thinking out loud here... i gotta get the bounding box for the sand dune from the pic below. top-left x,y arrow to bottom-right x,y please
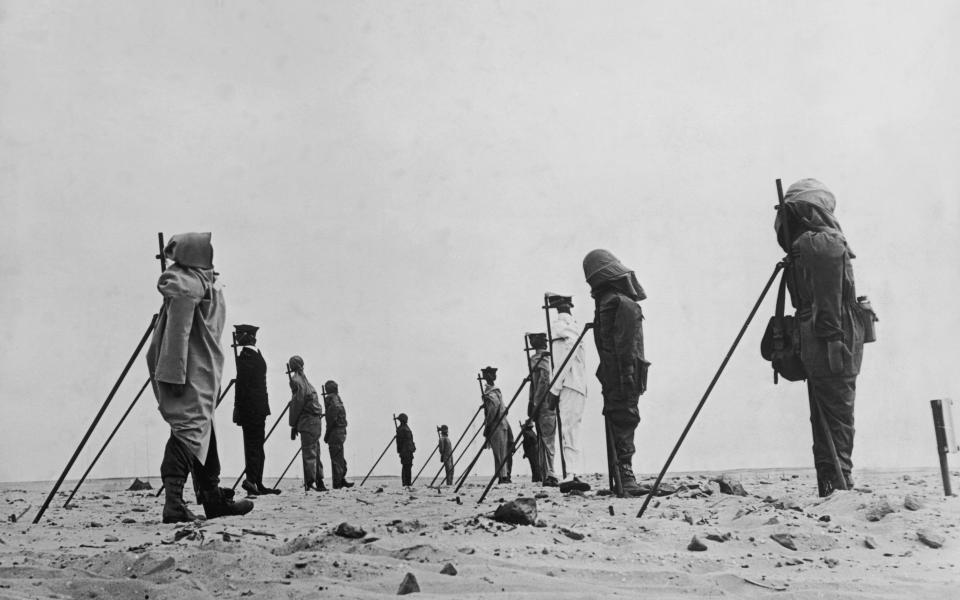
1,468 -> 957,599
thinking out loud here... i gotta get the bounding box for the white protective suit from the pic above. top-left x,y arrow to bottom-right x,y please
549,312 -> 587,478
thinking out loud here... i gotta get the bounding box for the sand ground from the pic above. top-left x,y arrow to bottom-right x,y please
1,468 -> 957,599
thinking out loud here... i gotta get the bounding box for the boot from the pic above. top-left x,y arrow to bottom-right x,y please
315,480 -> 328,492
241,480 -> 260,496
199,487 -> 254,520
257,483 -> 282,495
341,480 -> 354,488
162,477 -> 202,524
618,463 -> 643,496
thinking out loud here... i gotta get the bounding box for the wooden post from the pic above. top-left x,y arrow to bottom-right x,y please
931,398 -> 958,496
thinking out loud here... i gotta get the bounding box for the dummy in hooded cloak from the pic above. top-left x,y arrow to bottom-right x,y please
775,179 -> 868,494
583,249 -> 650,492
147,232 -> 225,465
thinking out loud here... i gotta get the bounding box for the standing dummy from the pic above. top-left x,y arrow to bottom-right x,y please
583,249 -> 650,496
233,324 -> 279,495
527,333 -> 558,486
546,297 -> 588,484
438,425 -> 454,485
395,413 -> 416,486
480,366 -> 511,484
147,232 -> 253,522
775,179 -> 870,496
324,380 -> 354,488
288,355 -> 326,492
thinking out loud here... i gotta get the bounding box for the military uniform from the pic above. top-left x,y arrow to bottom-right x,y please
527,346 -> 557,484
324,382 -> 352,488
438,427 -> 454,485
481,373 -> 510,483
288,356 -> 325,491
584,249 -> 649,493
395,415 -> 416,486
777,179 -> 869,496
550,309 -> 588,479
520,421 -> 541,482
233,325 -> 274,494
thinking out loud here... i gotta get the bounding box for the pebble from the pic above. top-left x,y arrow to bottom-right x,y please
864,536 -> 879,549
770,533 -> 797,551
440,563 -> 457,576
903,495 -> 922,511
397,572 -> 420,595
687,536 -> 707,552
917,530 -> 945,549
103,536 -> 119,543
865,499 -> 895,522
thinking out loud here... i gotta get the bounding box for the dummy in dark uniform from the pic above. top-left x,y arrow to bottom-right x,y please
324,380 -> 354,488
395,413 -> 416,486
233,324 -> 279,495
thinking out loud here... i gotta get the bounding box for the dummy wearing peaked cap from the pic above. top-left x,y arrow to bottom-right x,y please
481,366 -> 498,378
397,413 -> 408,423
527,332 -> 548,349
288,355 -> 304,371
545,293 -> 573,309
234,324 -> 259,336
439,424 -> 448,432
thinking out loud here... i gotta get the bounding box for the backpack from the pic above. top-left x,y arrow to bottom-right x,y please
760,267 -> 807,383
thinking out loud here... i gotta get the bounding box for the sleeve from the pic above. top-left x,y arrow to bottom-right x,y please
797,232 -> 846,340
613,299 -> 644,379
154,270 -> 201,384
288,379 -> 304,427
530,365 -> 550,418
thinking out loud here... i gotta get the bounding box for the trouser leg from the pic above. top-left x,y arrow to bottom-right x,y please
328,428 -> 348,486
401,458 -> 413,486
808,376 -> 857,490
537,412 -> 557,480
242,421 -> 266,485
444,460 -> 454,485
489,427 -> 509,478
603,401 -> 640,470
559,389 -> 586,477
189,428 -> 221,497
314,440 -> 324,485
300,429 -> 320,489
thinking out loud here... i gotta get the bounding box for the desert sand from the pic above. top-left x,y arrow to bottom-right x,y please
1,468 -> 957,599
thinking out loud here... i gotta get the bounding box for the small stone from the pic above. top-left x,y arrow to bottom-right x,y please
865,499 -> 895,522
560,528 -> 584,541
903,495 -> 922,511
823,557 -> 839,568
534,492 -> 549,499
770,533 -> 797,551
917,530 -> 944,549
712,475 -> 748,496
764,517 -> 780,526
334,522 -> 366,539
608,506 -> 615,516
687,536 -> 707,551
534,519 -> 547,528
104,536 -> 119,543
864,536 -> 879,549
775,497 -> 803,512
705,532 -> 731,543
493,498 -> 537,526
143,556 -> 175,576
818,515 -> 831,522
89,522 -> 103,528
439,563 -> 457,576
397,572 -> 420,595
121,518 -> 136,524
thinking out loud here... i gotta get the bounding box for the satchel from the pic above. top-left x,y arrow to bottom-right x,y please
760,268 -> 807,382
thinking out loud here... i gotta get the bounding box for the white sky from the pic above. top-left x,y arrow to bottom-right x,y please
1,1 -> 959,484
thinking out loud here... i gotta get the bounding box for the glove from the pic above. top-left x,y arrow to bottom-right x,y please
170,383 -> 186,398
547,393 -> 560,411
290,427 -> 298,440
827,340 -> 848,374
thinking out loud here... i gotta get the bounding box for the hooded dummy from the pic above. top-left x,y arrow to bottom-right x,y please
774,179 -> 865,378
146,232 -> 226,463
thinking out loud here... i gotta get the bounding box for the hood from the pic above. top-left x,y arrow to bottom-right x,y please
775,179 -> 852,255
164,232 -> 214,269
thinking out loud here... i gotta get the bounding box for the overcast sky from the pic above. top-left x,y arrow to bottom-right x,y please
2,1 -> 958,484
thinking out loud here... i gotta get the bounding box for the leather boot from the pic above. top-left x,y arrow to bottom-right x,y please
618,463 -> 643,496
257,483 -> 282,495
162,477 -> 202,524
199,487 -> 254,519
